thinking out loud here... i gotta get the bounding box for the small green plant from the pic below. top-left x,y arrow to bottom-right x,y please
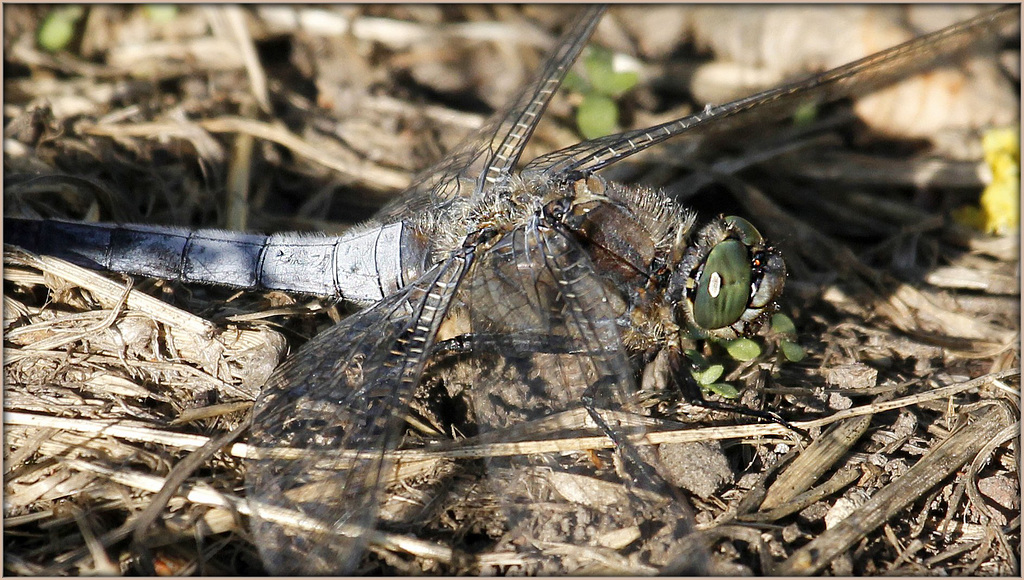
565,46 -> 639,139
684,348 -> 739,398
771,313 -> 806,362
143,5 -> 179,24
721,337 -> 761,361
791,101 -> 819,127
684,312 -> 805,400
38,5 -> 84,53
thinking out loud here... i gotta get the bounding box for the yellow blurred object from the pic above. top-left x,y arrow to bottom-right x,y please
953,128 -> 1020,234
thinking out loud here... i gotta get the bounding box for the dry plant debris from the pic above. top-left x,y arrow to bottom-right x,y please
3,5 -> 1019,575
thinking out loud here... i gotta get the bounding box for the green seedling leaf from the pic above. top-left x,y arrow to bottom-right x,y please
577,93 -> 618,139
38,6 -> 84,53
684,348 -> 709,367
723,338 -> 761,361
706,382 -> 740,399
792,101 -> 819,127
781,340 -> 806,362
144,5 -> 179,24
584,46 -> 638,97
771,313 -> 798,336
691,364 -> 724,386
562,70 -> 588,94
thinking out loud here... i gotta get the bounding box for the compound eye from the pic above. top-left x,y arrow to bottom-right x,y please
693,239 -> 752,330
724,216 -> 763,246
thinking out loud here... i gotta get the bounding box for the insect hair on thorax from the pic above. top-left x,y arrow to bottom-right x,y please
410,168 -> 706,274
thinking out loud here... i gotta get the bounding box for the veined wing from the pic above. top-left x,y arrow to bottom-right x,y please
458,214 -> 703,574
373,6 -> 604,223
523,6 -> 1016,182
246,247 -> 473,574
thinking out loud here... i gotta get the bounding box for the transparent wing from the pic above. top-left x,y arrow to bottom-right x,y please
457,217 -> 702,574
523,5 -> 1016,182
373,5 -> 605,223
246,251 -> 472,574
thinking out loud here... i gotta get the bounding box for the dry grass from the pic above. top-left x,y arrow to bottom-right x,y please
3,5 -> 1019,575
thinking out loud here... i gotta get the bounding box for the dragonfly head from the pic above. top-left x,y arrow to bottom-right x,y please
669,216 -> 785,340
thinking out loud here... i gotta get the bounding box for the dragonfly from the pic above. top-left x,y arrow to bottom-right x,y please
4,5 -> 1015,575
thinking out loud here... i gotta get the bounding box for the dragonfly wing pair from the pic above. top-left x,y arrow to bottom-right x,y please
247,6 -> 692,573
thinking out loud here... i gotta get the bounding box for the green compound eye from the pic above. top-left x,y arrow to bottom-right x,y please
693,239 -> 752,330
724,216 -> 763,246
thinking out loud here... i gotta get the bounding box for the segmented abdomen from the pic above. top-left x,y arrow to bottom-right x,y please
5,218 -> 429,304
